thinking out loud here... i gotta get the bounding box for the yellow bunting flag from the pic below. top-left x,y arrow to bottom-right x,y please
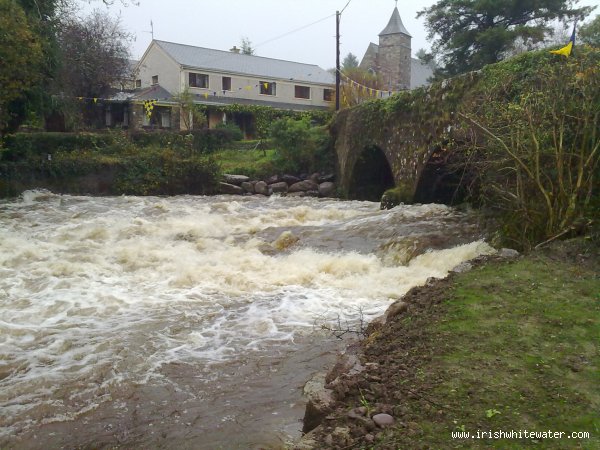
550,21 -> 576,58
204,92 -> 209,99
143,99 -> 158,119
93,98 -> 98,104
550,41 -> 573,57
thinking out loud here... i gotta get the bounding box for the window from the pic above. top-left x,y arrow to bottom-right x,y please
135,79 -> 141,88
222,76 -> 232,91
151,75 -> 158,85
260,81 -> 276,96
294,85 -> 311,99
323,88 -> 334,102
189,72 -> 209,88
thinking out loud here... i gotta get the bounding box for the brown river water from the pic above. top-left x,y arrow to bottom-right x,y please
0,191 -> 494,449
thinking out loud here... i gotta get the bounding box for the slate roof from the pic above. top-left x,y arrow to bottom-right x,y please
379,7 -> 411,37
153,40 -> 335,85
132,84 -> 174,102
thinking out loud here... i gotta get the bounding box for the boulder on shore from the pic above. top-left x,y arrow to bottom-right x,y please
270,182 -> 288,193
241,181 -> 255,194
219,182 -> 244,195
319,182 -> 336,197
289,180 -> 319,193
254,181 -> 270,196
223,174 -> 250,186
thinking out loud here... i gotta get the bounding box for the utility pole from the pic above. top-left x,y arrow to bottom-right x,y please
335,11 -> 341,111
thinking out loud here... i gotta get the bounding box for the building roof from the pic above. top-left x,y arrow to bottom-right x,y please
153,40 -> 335,85
379,7 -> 411,37
410,59 -> 433,89
189,93 -> 330,111
132,84 -> 174,102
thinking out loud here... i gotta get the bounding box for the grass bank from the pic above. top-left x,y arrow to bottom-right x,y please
213,143 -> 278,179
309,239 -> 599,449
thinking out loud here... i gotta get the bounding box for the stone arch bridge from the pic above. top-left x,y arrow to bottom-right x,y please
332,72 -> 479,205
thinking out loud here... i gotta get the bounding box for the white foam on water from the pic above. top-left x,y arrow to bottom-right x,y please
0,192 -> 493,436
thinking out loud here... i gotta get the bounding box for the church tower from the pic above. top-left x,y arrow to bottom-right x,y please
377,6 -> 412,91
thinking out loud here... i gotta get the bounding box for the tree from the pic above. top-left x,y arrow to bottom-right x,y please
418,0 -> 594,77
240,36 -> 255,55
415,48 -> 434,64
0,0 -> 44,134
342,52 -> 359,70
174,88 -> 207,132
340,67 -> 384,107
55,10 -> 132,99
580,14 -> 600,47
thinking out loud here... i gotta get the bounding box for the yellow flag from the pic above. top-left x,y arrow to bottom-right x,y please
550,41 -> 573,57
263,82 -> 268,90
204,92 -> 209,99
93,98 -> 98,103
550,21 -> 576,58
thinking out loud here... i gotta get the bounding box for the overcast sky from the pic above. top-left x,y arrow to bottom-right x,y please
84,0 -> 599,70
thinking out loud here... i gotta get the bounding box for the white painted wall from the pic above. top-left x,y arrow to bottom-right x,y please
183,70 -> 333,108
136,43 -> 182,95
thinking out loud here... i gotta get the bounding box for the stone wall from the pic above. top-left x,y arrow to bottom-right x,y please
378,33 -> 411,91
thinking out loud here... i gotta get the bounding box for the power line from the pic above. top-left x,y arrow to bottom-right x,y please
254,13 -> 336,49
340,0 -> 353,15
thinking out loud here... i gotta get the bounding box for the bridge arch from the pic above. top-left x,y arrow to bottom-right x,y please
347,145 -> 395,201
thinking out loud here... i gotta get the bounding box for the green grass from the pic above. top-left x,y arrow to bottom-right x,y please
214,147 -> 278,179
390,252 -> 600,448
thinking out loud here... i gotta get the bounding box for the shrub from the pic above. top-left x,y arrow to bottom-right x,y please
1,132 -> 112,161
269,117 -> 333,173
460,48 -> 600,250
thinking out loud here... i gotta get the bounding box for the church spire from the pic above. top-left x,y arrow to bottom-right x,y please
379,6 -> 411,37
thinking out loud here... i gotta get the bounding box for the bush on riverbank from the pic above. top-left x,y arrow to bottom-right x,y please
270,117 -> 334,174
460,47 -> 600,251
0,131 -> 222,197
0,127 -> 243,162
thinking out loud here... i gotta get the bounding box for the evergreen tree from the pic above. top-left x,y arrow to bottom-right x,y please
342,53 -> 359,70
241,37 -> 255,55
418,0 -> 594,77
580,14 -> 600,47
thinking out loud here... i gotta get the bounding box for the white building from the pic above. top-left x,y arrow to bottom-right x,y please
128,40 -> 335,133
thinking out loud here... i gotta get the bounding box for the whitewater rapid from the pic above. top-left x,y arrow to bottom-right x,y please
0,191 -> 493,448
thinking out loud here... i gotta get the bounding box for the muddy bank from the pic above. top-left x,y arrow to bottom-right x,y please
295,271 -> 474,449
295,239 -> 600,449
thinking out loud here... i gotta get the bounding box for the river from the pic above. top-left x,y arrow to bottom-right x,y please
0,191 -> 493,449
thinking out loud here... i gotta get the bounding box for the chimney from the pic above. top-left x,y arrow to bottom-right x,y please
230,46 -> 240,54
